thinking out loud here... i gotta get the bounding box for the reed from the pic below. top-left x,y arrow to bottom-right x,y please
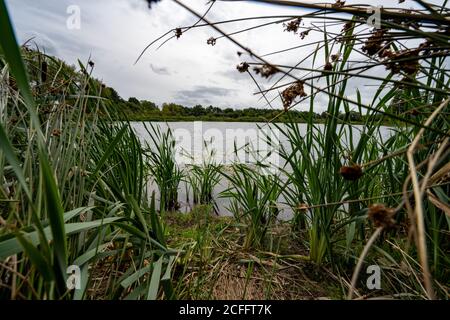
185,143 -> 222,210
1,0 -> 449,300
221,164 -> 281,249
142,123 -> 183,212
0,1 -> 176,300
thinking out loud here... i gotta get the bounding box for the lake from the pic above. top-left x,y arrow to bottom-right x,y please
130,121 -> 393,219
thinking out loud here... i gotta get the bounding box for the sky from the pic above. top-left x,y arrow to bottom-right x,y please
4,0 -> 440,111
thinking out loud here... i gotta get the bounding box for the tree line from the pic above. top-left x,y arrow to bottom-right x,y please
105,89 -> 368,123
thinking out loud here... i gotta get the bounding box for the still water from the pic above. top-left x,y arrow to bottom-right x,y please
130,121 -> 393,219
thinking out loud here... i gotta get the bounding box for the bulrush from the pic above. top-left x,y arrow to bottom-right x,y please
339,164 -> 363,181
281,81 -> 307,110
368,204 -> 396,229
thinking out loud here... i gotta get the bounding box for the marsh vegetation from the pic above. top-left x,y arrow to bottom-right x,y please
0,0 -> 449,300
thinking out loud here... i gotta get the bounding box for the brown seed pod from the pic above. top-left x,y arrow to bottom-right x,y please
362,29 -> 389,56
300,29 -> 310,40
207,37 -> 216,46
236,62 -> 249,73
175,28 -> 182,39
384,49 -> 420,75
324,61 -> 333,71
52,129 -> 62,137
331,53 -> 341,62
332,0 -> 346,8
339,164 -> 363,181
368,204 -> 396,229
342,22 -> 353,34
283,18 -> 302,33
253,64 -> 278,79
281,81 -> 307,110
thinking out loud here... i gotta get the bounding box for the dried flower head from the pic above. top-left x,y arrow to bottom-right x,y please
253,64 -> 278,78
52,129 -> 62,137
340,164 -> 363,181
282,81 -> 307,110
300,29 -> 310,40
283,18 -> 302,33
207,37 -> 216,46
331,53 -> 341,62
380,49 -> 395,59
368,204 -> 396,229
145,0 -> 161,8
175,28 -> 183,39
342,21 -> 353,34
362,29 -> 389,56
332,0 -> 346,8
324,61 -> 333,71
88,60 -> 95,68
237,62 -> 249,73
384,49 -> 420,75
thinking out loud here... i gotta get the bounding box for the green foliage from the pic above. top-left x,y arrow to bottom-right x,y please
0,1 -> 175,300
185,144 -> 222,209
221,164 -> 281,249
143,123 -> 183,212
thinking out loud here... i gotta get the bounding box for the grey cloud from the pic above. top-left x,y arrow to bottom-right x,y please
5,0 -> 430,111
150,64 -> 171,75
175,86 -> 237,105
219,68 -> 248,82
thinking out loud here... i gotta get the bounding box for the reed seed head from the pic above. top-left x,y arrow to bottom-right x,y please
237,62 -> 249,73
332,0 -> 346,8
283,18 -> 302,34
324,61 -> 333,71
52,129 -> 62,137
175,28 -> 183,39
339,164 -> 363,181
368,204 -> 396,229
300,29 -> 310,40
362,29 -> 389,56
331,53 -> 340,62
207,37 -> 216,46
282,81 -> 307,110
253,64 -> 278,78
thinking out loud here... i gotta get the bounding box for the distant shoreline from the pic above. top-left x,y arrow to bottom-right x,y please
120,116 -> 393,126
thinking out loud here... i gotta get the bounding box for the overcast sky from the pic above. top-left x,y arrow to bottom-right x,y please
5,0 -> 437,111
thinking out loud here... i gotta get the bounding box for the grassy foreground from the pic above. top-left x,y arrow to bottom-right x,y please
0,0 -> 449,300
